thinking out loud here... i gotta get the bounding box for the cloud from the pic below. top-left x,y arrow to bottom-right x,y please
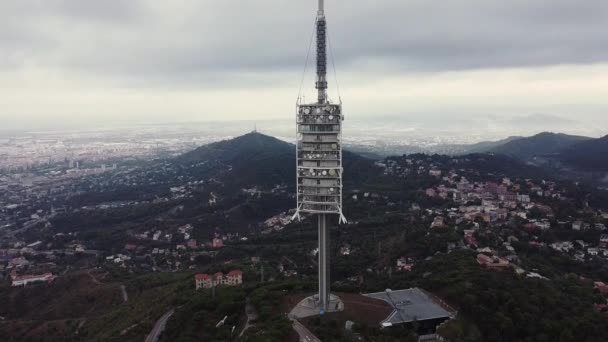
3,1 -> 608,79
0,0 -> 607,133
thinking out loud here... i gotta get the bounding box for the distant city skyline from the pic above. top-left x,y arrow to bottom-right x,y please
2,1 -> 608,134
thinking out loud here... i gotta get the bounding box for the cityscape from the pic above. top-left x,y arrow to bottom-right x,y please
4,114 -> 606,173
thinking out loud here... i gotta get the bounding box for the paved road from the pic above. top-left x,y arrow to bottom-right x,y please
145,309 -> 175,342
239,300 -> 258,337
292,320 -> 321,342
87,270 -> 101,285
74,319 -> 86,335
8,213 -> 56,237
120,285 -> 128,302
62,266 -> 71,275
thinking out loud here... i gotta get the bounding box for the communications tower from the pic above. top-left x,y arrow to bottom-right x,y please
293,0 -> 346,313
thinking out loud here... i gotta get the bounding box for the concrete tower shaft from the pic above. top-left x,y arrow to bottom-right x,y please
318,214 -> 329,311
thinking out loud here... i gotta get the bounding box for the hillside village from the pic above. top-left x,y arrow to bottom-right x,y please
374,154 -> 608,309
2,149 -> 608,289
1,134 -> 608,341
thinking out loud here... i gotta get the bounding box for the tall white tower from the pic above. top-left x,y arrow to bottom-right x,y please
293,0 -> 346,313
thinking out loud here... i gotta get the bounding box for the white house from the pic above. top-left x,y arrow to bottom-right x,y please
11,273 -> 54,287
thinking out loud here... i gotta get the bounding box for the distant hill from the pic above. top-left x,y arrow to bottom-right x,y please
463,136 -> 523,154
559,135 -> 608,170
178,132 -> 295,188
177,131 -> 377,188
487,132 -> 592,160
179,132 -> 293,164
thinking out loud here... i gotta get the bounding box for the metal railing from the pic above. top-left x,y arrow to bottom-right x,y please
298,144 -> 341,152
299,151 -> 340,160
301,136 -> 339,143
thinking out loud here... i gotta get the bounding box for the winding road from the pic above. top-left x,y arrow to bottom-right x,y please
239,300 -> 258,337
120,284 -> 128,302
292,320 -> 321,342
145,309 -> 175,342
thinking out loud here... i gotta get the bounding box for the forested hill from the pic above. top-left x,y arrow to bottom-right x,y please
178,132 -> 293,165
463,135 -> 523,154
559,135 -> 608,170
487,132 -> 592,160
176,132 -> 378,188
177,132 -> 295,188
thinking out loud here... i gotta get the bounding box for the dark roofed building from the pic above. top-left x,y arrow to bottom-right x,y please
364,288 -> 455,334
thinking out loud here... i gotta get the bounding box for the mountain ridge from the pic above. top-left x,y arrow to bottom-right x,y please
486,132 -> 592,160
558,135 -> 608,170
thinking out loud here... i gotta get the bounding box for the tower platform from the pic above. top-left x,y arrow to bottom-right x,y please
289,293 -> 344,319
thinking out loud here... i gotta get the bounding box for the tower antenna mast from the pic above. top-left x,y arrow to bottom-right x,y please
316,0 -> 328,104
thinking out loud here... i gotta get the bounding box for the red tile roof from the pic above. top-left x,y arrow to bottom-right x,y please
195,274 -> 210,280
227,270 -> 242,276
595,281 -> 608,294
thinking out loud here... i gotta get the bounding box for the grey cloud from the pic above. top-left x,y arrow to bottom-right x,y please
1,0 -> 608,84
50,0 -> 142,22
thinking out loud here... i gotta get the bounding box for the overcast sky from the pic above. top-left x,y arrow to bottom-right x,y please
1,0 -> 607,134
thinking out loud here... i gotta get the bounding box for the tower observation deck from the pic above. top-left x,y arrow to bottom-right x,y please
293,0 -> 346,313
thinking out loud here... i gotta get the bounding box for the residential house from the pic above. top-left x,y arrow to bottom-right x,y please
212,238 -> 224,248
225,270 -> 243,286
187,239 -> 197,249
600,234 -> 608,248
430,216 -> 445,228
477,254 -> 510,269
11,272 -> 54,287
195,274 -> 213,289
397,257 -> 415,272
594,281 -> 608,295
195,270 -> 243,290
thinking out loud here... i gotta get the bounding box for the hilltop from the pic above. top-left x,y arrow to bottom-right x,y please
178,132 -> 295,188
177,131 -> 377,188
179,132 -> 293,165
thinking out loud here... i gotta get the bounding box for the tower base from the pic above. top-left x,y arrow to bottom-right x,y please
289,294 -> 344,319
